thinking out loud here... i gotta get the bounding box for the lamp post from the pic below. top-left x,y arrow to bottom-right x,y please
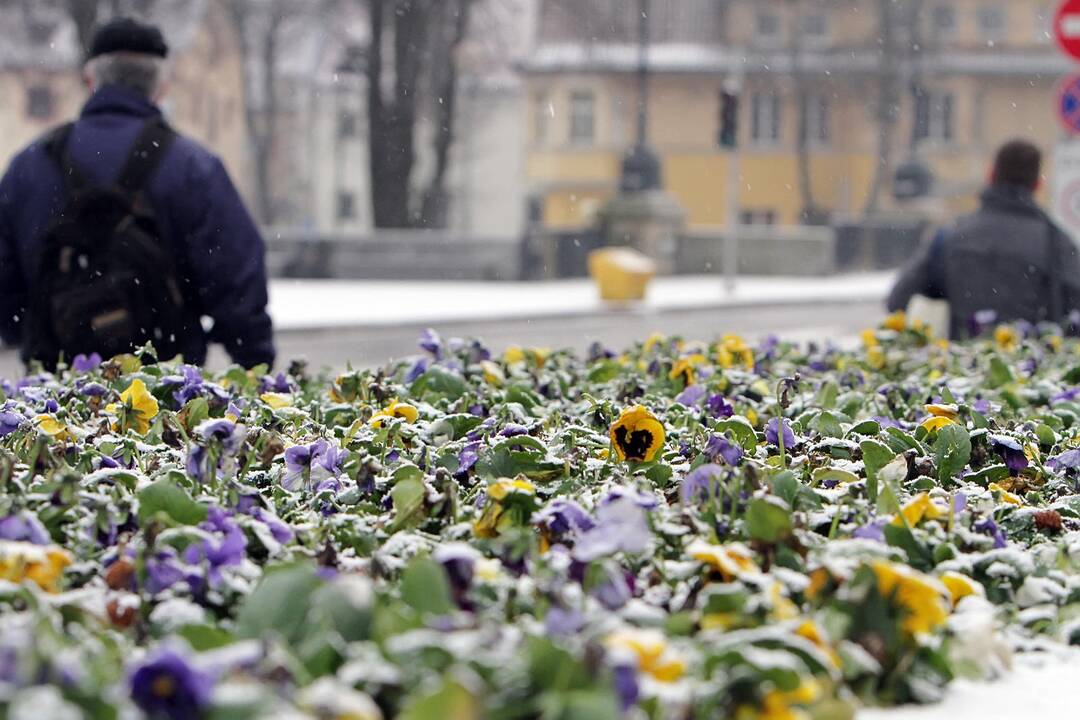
619,0 -> 661,192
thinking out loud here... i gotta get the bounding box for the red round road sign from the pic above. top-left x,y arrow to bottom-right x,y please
1056,0 -> 1080,61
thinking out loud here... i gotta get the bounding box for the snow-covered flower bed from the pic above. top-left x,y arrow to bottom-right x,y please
2,315 -> 1079,719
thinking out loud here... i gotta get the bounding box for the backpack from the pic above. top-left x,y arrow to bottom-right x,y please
25,119 -> 188,368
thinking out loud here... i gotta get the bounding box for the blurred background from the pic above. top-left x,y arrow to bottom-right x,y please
0,0 -> 1074,369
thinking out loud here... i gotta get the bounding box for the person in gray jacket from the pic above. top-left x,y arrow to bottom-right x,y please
887,139 -> 1080,339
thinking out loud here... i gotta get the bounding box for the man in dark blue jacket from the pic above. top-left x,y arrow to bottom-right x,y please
0,17 -> 274,369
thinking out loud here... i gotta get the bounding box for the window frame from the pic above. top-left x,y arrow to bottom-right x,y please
568,89 -> 596,147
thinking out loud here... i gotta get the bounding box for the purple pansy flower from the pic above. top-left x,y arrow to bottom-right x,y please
0,512 -> 50,544
184,508 -> 247,586
680,464 -> 724,505
765,417 -> 796,448
705,393 -> 734,419
968,309 -> 998,338
989,435 -> 1028,476
705,434 -> 743,466
406,357 -> 429,383
419,328 -> 443,359
0,410 -> 25,437
572,495 -> 651,561
545,606 -> 585,636
675,384 -> 707,407
129,648 -> 215,720
1048,449 -> 1080,474
457,441 -> 481,476
853,519 -> 886,543
283,439 -> 347,491
535,499 -> 595,538
71,353 -> 102,373
974,517 -> 1007,549
145,549 -> 186,595
613,663 -> 640,712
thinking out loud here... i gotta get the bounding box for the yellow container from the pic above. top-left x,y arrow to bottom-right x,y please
587,247 -> 656,302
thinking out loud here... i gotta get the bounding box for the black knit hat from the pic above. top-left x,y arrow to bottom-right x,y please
87,17 -> 169,61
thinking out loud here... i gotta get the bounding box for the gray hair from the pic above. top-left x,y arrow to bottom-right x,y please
84,52 -> 166,98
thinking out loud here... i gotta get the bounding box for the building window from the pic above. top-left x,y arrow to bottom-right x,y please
338,111 -> 357,139
751,92 -> 781,144
800,12 -> 827,43
337,191 -> 356,221
740,209 -> 777,226
801,94 -> 829,145
977,4 -> 1006,42
915,91 -> 954,143
755,10 -> 781,45
26,85 -> 54,120
569,90 -> 595,146
930,4 -> 957,41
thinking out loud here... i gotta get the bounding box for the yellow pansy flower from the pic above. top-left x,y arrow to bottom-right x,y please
940,571 -> 985,607
480,360 -> 505,386
920,416 -> 956,433
867,345 -> 886,370
687,540 -> 760,581
746,407 -> 759,427
472,478 -> 536,538
893,492 -> 947,527
35,414 -> 72,442
795,619 -> 841,668
756,679 -> 821,720
605,628 -> 686,683
924,403 -> 959,420
609,405 -> 666,462
643,332 -> 667,353
370,400 -> 419,428
988,483 -> 1023,506
883,310 -> 907,332
669,353 -> 706,386
994,325 -> 1020,352
860,329 -> 880,349
717,334 -> 754,370
260,392 -> 293,409
105,379 -> 160,434
0,541 -> 71,593
503,346 -> 526,364
871,560 -> 949,636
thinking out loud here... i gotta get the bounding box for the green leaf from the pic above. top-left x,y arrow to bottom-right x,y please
812,467 -> 860,485
426,414 -> 484,444
809,411 -> 844,439
816,380 -> 839,409
137,478 -> 207,526
400,558 -> 453,616
715,416 -> 758,451
848,419 -> 881,437
177,624 -> 236,651
883,524 -> 933,570
770,470 -> 799,507
389,477 -> 427,532
410,366 -> 468,401
588,360 -> 622,383
988,356 -> 1014,389
400,679 -> 479,720
745,496 -> 793,543
235,563 -> 324,644
933,424 -> 971,482
860,440 -> 895,505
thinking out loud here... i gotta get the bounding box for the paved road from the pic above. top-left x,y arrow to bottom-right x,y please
0,299 -> 882,379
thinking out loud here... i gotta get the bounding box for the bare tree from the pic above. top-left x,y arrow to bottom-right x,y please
226,0 -> 290,226
787,0 -> 821,223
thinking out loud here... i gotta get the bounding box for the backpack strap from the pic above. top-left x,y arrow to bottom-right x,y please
43,123 -> 89,193
116,119 -> 175,197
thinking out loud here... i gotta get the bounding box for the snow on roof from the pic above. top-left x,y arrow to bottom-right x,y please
525,42 -> 1069,78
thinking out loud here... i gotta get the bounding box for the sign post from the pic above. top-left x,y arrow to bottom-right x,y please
1056,0 -> 1080,62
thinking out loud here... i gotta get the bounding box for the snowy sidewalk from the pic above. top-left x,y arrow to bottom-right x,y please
862,651 -> 1080,718
267,272 -> 893,331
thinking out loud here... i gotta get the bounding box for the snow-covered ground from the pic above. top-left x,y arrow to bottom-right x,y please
863,651 -> 1080,718
267,272 -> 893,331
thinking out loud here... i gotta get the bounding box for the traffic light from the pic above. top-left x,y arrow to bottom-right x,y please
719,91 -> 739,149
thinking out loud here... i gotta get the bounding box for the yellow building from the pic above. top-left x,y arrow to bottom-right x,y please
525,0 -> 1069,230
